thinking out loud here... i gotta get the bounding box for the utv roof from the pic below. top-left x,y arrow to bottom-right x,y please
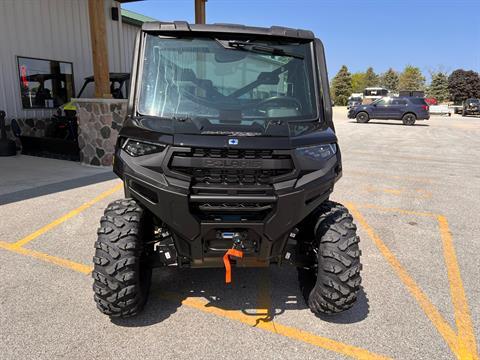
141,21 -> 315,40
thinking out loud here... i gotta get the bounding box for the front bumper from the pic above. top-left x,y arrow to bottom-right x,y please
465,107 -> 480,114
114,145 -> 341,267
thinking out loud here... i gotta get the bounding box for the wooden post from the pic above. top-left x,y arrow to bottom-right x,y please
195,0 -> 206,24
194,0 -> 207,95
87,0 -> 111,98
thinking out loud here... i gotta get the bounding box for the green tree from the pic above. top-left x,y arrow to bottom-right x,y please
351,72 -> 366,93
427,72 -> 450,102
379,68 -> 399,92
448,69 -> 480,103
331,65 -> 352,106
398,65 -> 425,91
364,67 -> 378,87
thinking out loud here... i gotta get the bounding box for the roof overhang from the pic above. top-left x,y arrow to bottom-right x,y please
141,21 -> 315,40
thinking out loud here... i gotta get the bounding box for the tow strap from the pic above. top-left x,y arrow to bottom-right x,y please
223,248 -> 243,284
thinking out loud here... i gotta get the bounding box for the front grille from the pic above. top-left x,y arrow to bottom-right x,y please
170,148 -> 293,186
189,168 -> 290,185
194,201 -> 273,221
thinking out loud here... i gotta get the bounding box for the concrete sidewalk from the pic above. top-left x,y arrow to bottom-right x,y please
0,155 -> 115,204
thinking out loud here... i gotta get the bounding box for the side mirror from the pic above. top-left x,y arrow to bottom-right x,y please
373,104 -> 377,107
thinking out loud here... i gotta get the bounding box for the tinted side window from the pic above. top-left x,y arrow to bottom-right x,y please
392,99 -> 407,105
409,98 -> 427,105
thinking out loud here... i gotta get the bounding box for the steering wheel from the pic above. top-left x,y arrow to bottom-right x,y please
253,96 -> 303,112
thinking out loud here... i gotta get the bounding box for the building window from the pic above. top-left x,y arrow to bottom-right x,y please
17,56 -> 74,109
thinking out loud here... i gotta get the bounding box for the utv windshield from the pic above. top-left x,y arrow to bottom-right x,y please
137,35 -> 318,128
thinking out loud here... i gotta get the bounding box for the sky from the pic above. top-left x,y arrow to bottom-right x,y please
123,0 -> 480,81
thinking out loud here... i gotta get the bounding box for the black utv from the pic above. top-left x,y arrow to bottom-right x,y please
93,21 -> 362,318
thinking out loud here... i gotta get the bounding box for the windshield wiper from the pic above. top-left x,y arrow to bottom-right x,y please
217,40 -> 304,59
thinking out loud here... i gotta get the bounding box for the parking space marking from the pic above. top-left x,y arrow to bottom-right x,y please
347,203 -> 479,360
12,183 -> 123,248
364,186 -> 402,196
353,203 -> 438,218
349,151 -> 462,165
1,186 -> 477,359
347,170 -> 433,184
159,291 -> 391,360
0,240 -> 391,359
0,240 -> 92,274
363,187 -> 432,199
438,215 -> 478,359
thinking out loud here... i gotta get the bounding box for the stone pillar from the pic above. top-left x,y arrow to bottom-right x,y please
73,98 -> 127,166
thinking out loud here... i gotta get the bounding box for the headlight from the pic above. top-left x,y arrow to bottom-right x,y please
296,144 -> 337,161
122,139 -> 165,157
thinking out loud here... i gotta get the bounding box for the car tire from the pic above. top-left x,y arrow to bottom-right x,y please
92,198 -> 152,318
298,201 -> 362,314
356,112 -> 369,123
402,113 -> 416,125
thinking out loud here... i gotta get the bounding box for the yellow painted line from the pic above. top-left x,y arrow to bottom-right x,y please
0,238 -> 389,360
0,240 -> 93,274
349,150 -> 456,164
363,187 -> 431,199
437,216 -> 479,360
353,203 -> 438,218
415,189 -> 433,199
159,292 -> 391,360
346,203 -> 461,358
364,186 -> 403,196
348,170 -> 433,184
12,182 -> 123,248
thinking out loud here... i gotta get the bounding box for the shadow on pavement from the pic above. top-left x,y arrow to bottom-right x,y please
348,121 -> 429,127
112,267 -> 369,327
0,171 -> 116,205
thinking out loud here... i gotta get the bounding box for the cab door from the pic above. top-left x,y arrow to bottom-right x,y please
371,98 -> 392,119
390,98 -> 408,119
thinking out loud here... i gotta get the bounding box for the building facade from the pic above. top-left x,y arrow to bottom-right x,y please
0,0 -> 146,120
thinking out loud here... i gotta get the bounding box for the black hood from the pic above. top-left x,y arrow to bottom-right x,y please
119,116 -> 337,149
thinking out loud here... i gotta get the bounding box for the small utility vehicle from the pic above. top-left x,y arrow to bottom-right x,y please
93,21 -> 362,318
462,98 -> 480,116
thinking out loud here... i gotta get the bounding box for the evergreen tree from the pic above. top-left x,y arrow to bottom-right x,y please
351,72 -> 366,93
364,67 -> 378,87
379,68 -> 399,92
448,69 -> 480,103
427,72 -> 449,102
398,65 -> 425,91
331,65 -> 352,106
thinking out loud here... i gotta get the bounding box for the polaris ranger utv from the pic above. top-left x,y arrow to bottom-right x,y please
93,21 -> 362,318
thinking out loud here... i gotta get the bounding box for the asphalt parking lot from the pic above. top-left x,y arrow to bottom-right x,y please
1,108 -> 479,360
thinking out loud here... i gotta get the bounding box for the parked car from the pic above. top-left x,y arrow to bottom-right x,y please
462,98 -> 480,116
429,104 -> 451,116
347,96 -> 362,109
347,97 -> 430,125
